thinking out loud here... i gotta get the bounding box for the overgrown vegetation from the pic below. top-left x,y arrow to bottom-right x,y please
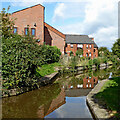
36,62 -> 61,77
112,38 -> 120,59
1,7 -> 61,90
95,77 -> 120,119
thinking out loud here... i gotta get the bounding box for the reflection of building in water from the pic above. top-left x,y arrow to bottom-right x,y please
37,88 -> 65,118
67,76 -> 98,89
83,76 -> 98,88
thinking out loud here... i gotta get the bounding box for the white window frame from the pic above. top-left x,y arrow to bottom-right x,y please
71,44 -> 73,48
77,44 -> 83,48
86,44 -> 88,48
90,44 -> 92,48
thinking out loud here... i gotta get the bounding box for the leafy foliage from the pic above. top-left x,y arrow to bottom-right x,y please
98,47 -> 110,57
112,38 -> 120,59
1,7 -> 61,90
0,6 -> 16,38
2,34 -> 61,89
93,58 -> 100,68
76,49 -> 83,57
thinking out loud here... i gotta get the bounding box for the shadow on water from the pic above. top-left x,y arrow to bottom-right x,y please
2,66 -> 120,118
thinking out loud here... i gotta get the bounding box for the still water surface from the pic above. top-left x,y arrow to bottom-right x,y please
2,66 -> 120,118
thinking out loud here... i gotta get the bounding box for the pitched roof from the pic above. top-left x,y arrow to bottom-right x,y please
89,38 -> 98,48
12,4 -> 44,14
44,22 -> 65,39
65,34 -> 94,44
94,43 -> 98,48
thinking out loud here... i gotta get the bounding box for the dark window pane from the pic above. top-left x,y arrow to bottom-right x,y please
31,28 -> 35,36
14,28 -> 17,33
25,28 -> 28,35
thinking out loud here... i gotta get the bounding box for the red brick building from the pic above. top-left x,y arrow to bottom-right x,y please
11,4 -> 98,58
65,35 -> 98,59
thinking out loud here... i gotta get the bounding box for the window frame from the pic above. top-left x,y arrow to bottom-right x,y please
31,28 -> 36,36
13,27 -> 17,34
89,44 -> 92,49
86,44 -> 88,48
24,27 -> 29,36
71,44 -> 73,48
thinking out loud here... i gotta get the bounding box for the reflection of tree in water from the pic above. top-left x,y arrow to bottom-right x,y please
93,69 -> 110,80
2,83 -> 61,118
111,67 -> 120,78
68,74 -> 83,88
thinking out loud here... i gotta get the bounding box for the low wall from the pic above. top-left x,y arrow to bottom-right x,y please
63,63 -> 113,72
86,79 -> 112,119
2,72 -> 59,98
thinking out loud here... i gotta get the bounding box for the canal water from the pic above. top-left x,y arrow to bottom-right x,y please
2,66 -> 120,119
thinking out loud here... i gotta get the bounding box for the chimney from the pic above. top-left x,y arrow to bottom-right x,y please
90,38 -> 94,41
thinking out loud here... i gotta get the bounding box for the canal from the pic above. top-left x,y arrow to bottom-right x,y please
2,66 -> 120,119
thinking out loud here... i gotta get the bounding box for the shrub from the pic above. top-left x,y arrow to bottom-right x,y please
103,57 -> 107,64
76,49 -> 83,57
88,59 -> 93,70
2,34 -> 61,89
70,56 -> 78,72
70,51 -> 73,56
93,58 -> 100,69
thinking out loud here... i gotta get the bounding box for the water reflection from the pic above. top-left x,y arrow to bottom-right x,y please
2,66 -> 120,118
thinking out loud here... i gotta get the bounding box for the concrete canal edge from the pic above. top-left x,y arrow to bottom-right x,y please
86,79 -> 111,119
2,72 -> 59,98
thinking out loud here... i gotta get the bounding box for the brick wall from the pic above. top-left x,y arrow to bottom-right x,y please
83,76 -> 98,89
44,23 -> 65,55
11,4 -> 44,45
65,43 -> 97,59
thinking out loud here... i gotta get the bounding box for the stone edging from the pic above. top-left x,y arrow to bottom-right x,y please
86,79 -> 111,119
2,72 -> 59,97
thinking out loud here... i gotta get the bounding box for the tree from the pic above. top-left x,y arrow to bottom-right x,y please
76,49 -> 83,57
0,6 -> 16,38
112,39 -> 120,59
98,47 -> 110,57
2,7 -> 61,90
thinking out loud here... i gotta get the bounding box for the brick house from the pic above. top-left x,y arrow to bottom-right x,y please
65,35 -> 98,58
11,4 -> 98,58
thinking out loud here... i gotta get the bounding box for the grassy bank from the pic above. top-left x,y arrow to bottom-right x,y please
36,62 -> 61,77
95,77 -> 120,118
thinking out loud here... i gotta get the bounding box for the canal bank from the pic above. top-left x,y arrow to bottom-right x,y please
2,66 -> 120,118
2,62 -> 112,98
2,72 -> 59,97
86,79 -> 112,119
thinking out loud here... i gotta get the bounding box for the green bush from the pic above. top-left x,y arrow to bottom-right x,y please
88,59 -> 93,70
2,35 -> 61,89
70,56 -> 78,72
70,51 -> 73,56
76,49 -> 83,57
93,58 -> 100,69
38,45 -> 61,64
103,57 -> 107,64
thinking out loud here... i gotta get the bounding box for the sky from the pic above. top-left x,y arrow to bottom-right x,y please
0,0 -> 119,50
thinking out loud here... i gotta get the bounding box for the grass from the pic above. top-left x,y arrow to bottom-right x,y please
36,62 -> 61,77
95,77 -> 120,118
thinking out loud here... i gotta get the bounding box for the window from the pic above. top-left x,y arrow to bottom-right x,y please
71,44 -> 73,48
77,44 -> 83,48
90,45 -> 91,48
13,27 -> 17,34
31,28 -> 36,36
94,49 -> 96,52
24,28 -> 29,35
86,44 -> 88,48
89,52 -> 91,57
86,53 -> 89,57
